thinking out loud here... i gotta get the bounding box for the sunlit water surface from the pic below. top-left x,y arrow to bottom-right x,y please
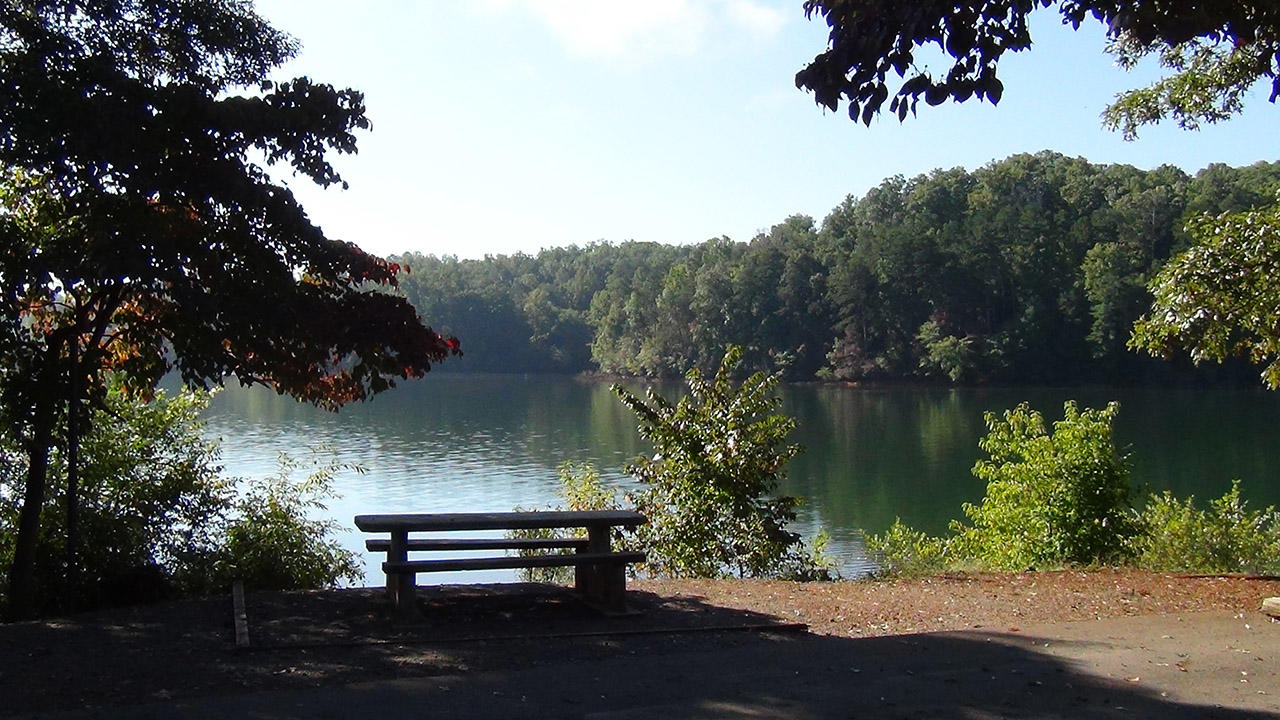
201,375 -> 1280,585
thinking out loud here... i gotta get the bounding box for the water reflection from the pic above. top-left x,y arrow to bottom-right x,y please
203,375 -> 1280,583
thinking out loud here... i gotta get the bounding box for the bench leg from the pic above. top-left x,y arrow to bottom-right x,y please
575,560 -> 627,613
391,570 -> 419,619
387,530 -> 419,618
573,558 -> 595,597
599,560 -> 627,613
576,522 -> 614,608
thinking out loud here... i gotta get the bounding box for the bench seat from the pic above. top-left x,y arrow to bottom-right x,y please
384,550 -> 645,574
366,537 -> 590,553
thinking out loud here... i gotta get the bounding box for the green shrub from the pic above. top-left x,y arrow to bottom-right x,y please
863,518 -> 951,577
1,384 -> 230,610
511,461 -> 621,584
863,401 -> 1279,579
1132,481 -> 1280,574
949,401 -> 1137,571
917,320 -> 977,382
215,451 -> 363,592
613,346 -> 831,580
556,460 -> 620,514
74,385 -> 234,599
1,385 -> 362,613
792,528 -> 841,581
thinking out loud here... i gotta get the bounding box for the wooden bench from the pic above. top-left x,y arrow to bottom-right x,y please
354,510 -> 647,615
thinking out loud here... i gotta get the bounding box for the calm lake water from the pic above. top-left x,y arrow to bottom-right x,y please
201,375 -> 1280,583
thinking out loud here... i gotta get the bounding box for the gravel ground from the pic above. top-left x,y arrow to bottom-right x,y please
1,570 -> 1277,716
635,568 -> 1280,637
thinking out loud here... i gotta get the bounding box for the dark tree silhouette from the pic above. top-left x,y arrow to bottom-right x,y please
0,0 -> 458,618
796,0 -> 1280,125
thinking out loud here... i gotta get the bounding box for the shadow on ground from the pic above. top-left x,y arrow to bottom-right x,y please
1,585 -> 1276,718
0,584 -> 795,715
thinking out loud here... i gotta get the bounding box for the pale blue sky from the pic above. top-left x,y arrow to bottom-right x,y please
254,1 -> 1278,259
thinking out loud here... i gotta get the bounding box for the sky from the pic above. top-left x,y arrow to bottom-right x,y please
253,1 -> 1279,260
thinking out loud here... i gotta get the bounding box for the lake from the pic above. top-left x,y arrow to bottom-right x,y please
201,375 -> 1280,583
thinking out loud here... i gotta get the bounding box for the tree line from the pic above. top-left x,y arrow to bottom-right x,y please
392,152 -> 1280,384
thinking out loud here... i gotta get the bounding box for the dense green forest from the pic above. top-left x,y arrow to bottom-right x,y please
391,152 -> 1280,383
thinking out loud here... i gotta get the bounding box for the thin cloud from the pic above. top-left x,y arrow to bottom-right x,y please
723,0 -> 787,37
482,0 -> 788,64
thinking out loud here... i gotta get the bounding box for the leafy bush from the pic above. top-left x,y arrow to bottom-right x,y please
613,346 -> 831,580
917,320 -> 977,382
1132,481 -> 1280,574
1,384 -> 229,610
73,385 -> 234,599
0,385 -> 362,613
863,519 -> 951,577
948,401 -> 1137,570
866,401 -> 1280,580
556,460 -> 621,514
511,461 -> 622,584
214,451 -> 363,592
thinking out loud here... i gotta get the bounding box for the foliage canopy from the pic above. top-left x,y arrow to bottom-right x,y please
0,1 -> 459,409
796,0 -> 1280,129
1132,202 -> 1280,388
1102,35 -> 1277,139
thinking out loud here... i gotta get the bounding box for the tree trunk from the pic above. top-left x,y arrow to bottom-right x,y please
5,344 -> 61,621
65,339 -> 80,613
6,398 -> 55,620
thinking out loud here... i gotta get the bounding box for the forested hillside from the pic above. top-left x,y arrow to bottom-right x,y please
391,152 -> 1280,383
